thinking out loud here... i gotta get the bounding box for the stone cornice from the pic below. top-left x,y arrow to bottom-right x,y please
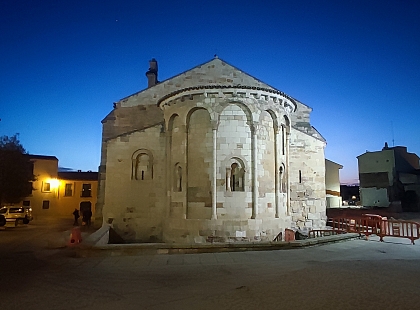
104,122 -> 165,142
157,85 -> 297,112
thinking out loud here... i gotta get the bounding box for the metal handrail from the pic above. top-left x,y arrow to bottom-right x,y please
308,229 -> 346,238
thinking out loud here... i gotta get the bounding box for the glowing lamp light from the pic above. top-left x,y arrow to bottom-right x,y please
49,178 -> 60,189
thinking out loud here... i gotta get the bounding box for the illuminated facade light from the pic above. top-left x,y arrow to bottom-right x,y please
49,178 -> 60,189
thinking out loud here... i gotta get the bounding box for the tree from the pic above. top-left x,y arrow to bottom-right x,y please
0,134 -> 34,205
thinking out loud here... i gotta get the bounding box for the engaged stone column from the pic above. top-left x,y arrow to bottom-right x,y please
211,124 -> 217,220
274,127 -> 280,218
226,167 -> 231,192
251,122 -> 258,219
165,129 -> 172,218
286,131 -> 290,215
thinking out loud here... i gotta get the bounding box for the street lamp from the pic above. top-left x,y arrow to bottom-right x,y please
48,178 -> 60,198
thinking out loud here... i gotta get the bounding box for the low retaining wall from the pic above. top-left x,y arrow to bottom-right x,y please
74,232 -> 360,257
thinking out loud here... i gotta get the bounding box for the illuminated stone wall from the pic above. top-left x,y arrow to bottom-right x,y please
98,57 -> 327,243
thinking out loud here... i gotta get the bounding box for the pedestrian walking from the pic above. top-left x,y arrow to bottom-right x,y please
72,208 -> 80,226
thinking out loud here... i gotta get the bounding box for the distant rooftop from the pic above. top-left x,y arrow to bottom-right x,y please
27,154 -> 58,161
58,171 -> 98,181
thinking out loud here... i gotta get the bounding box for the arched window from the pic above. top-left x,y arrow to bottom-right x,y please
281,116 -> 290,156
135,153 -> 151,180
281,125 -> 285,155
226,158 -> 245,192
280,164 -> 286,193
174,163 -> 182,192
132,150 -> 153,180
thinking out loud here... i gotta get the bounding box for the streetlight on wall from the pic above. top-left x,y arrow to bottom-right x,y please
48,178 -> 60,198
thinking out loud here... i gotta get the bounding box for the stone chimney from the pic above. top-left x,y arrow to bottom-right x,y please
145,58 -> 158,88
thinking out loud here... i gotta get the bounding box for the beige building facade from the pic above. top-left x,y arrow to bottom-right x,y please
97,57 -> 327,243
16,155 -> 98,220
358,143 -> 420,210
25,155 -> 59,216
325,159 -> 343,208
56,171 -> 98,218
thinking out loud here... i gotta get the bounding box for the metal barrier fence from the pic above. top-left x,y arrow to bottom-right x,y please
308,229 -> 346,238
327,216 -> 420,245
381,219 -> 420,244
272,228 -> 295,242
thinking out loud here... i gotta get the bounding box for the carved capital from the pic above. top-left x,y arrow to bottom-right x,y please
211,120 -> 218,130
248,121 -> 259,134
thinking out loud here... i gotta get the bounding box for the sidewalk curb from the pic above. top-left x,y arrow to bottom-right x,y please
73,233 -> 361,258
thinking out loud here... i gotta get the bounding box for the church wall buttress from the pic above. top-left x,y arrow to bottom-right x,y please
288,128 -> 326,232
102,125 -> 166,242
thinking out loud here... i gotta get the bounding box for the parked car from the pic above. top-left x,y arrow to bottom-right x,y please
0,206 -> 33,225
0,214 -> 5,227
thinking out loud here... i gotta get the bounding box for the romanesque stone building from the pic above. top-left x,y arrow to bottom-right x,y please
97,57 -> 327,243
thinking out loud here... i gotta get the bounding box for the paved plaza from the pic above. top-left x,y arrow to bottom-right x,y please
1,218 -> 420,310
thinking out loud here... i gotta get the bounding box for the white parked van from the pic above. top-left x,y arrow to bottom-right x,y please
0,206 -> 33,225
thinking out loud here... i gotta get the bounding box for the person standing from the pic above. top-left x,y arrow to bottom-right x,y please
72,208 -> 80,226
84,209 -> 92,227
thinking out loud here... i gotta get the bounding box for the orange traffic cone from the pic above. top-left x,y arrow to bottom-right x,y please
68,227 -> 82,246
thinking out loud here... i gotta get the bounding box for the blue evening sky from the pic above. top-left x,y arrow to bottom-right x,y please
1,0 -> 419,184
